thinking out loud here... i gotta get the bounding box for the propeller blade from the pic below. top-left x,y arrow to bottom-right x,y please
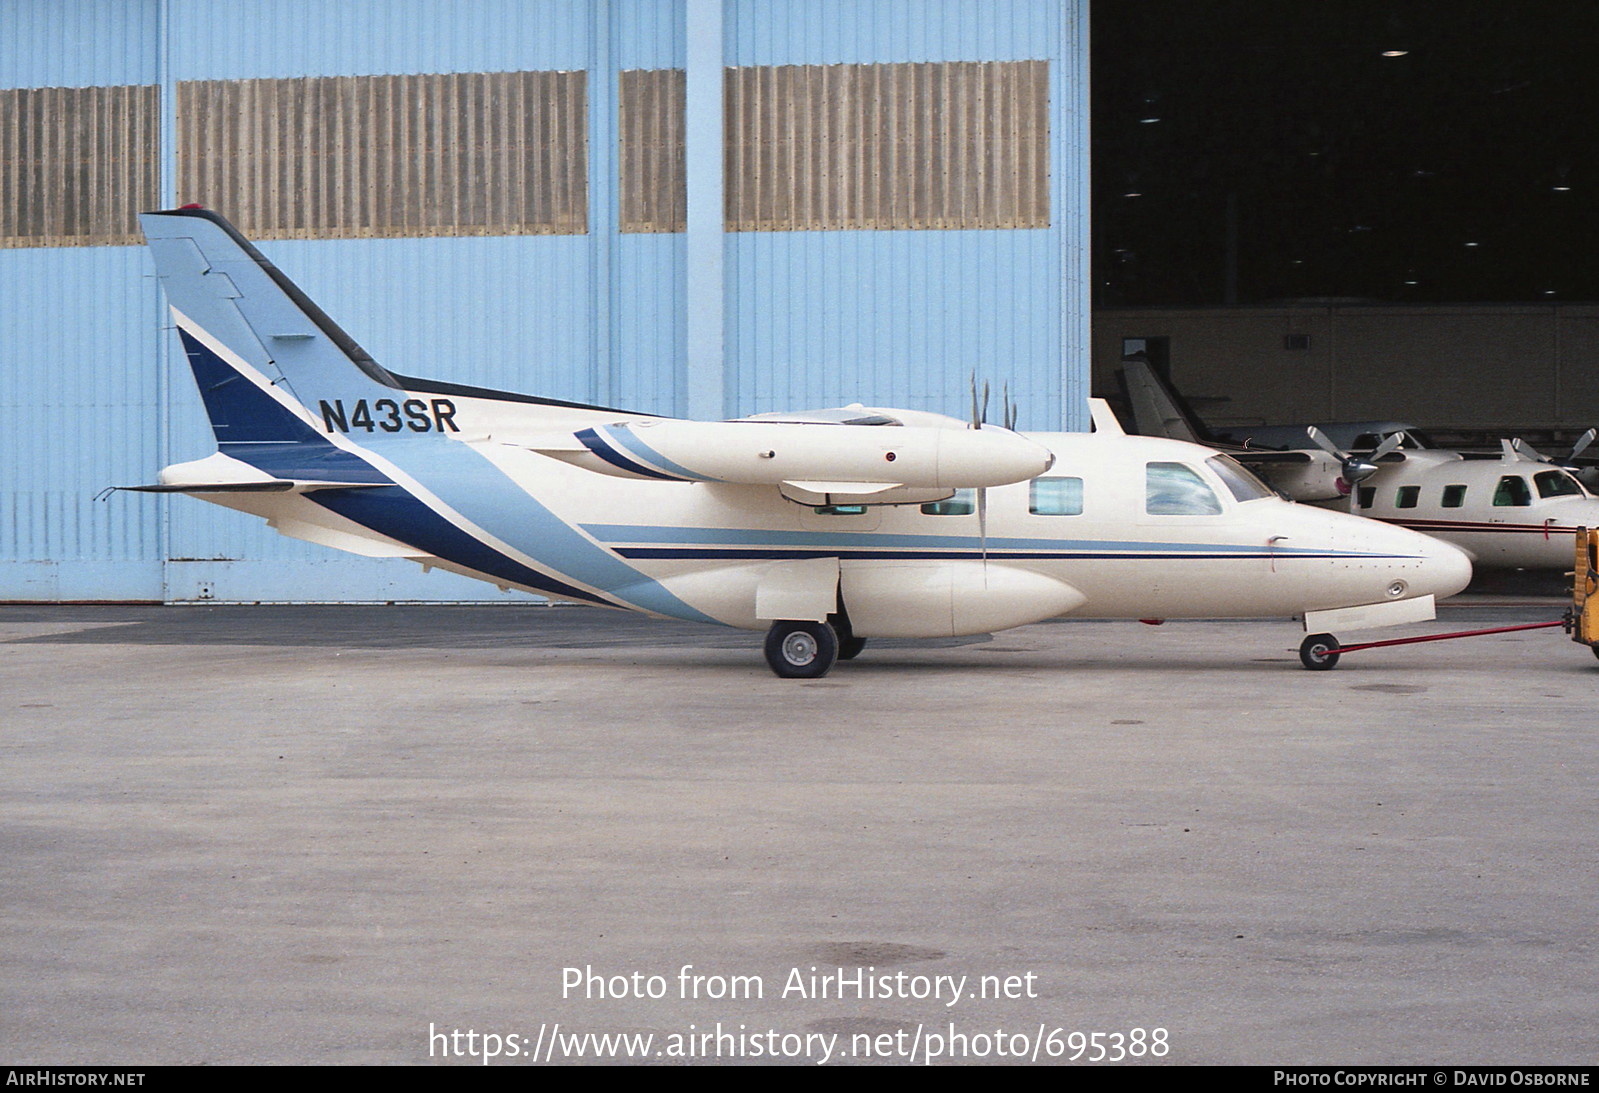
970,372 -> 981,430
1306,426 -> 1387,486
1370,431 -> 1406,460
1571,428 -> 1596,462
1511,437 -> 1546,462
1304,426 -> 1343,460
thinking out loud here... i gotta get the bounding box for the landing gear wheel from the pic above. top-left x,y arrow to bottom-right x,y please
838,635 -> 868,660
1299,633 -> 1342,671
764,620 -> 839,678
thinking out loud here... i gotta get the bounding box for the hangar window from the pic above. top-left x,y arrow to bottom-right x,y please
1145,463 -> 1222,516
1030,477 -> 1084,515
1493,476 -> 1532,507
620,68 -> 686,233
0,84 -> 158,248
921,489 -> 976,516
724,60 -> 1050,232
1441,485 -> 1467,508
1395,485 -> 1420,509
176,71 -> 589,240
1534,470 -> 1585,499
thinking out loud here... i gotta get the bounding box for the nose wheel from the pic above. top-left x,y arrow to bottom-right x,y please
764,620 -> 839,678
1299,633 -> 1342,670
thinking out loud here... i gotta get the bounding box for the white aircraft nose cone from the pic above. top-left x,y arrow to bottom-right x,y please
1417,536 -> 1474,601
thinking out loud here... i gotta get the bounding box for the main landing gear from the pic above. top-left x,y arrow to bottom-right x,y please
763,615 -> 868,678
764,620 -> 838,678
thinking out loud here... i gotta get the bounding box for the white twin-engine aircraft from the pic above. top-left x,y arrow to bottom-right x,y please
130,208 -> 1472,676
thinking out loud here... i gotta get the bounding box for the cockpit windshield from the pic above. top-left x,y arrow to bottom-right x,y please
1206,455 -> 1275,502
1534,470 -> 1587,499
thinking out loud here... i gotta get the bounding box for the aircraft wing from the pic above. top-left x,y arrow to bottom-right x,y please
1225,449 -> 1315,465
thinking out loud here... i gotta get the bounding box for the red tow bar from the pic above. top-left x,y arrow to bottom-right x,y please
1330,620 -> 1565,655
1299,619 -> 1568,671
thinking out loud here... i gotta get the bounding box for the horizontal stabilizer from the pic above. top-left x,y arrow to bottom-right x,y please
118,480 -> 385,494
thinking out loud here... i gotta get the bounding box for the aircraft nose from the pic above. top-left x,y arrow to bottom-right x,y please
1415,535 -> 1474,601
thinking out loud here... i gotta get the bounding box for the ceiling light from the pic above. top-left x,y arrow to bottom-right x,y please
1382,50 -> 1409,58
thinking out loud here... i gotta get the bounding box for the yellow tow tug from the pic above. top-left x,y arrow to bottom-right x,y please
1566,527 -> 1599,661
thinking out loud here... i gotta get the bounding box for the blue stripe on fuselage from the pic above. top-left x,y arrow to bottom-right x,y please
579,523 -> 1420,560
614,547 -> 1370,561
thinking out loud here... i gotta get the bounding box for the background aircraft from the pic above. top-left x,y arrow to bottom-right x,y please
1117,358 -> 1599,571
126,208 -> 1472,676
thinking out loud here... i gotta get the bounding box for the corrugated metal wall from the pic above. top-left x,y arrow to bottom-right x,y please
0,0 -> 1089,602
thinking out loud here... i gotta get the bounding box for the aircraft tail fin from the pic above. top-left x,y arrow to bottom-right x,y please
1115,356 -> 1210,445
140,207 -> 402,444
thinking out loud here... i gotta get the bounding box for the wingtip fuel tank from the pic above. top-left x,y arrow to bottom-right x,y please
547,418 -> 1055,493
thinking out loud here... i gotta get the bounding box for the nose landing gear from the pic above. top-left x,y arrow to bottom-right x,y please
1299,633 -> 1341,670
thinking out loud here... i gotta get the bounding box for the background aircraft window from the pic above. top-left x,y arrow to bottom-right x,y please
1145,462 -> 1222,515
921,489 -> 976,516
1206,455 -> 1273,501
1357,486 -> 1375,509
1493,476 -> 1532,507
1441,484 -> 1467,508
814,505 -> 868,516
1029,476 -> 1084,515
1534,470 -> 1584,499
1395,485 -> 1420,509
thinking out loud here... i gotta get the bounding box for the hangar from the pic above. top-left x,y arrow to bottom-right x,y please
0,0 -> 1090,602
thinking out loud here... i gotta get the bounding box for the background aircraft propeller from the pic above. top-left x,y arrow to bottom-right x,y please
1305,426 -> 1405,511
1513,428 -> 1596,467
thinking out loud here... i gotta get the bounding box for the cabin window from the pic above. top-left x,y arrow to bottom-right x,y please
1441,485 -> 1467,508
1492,476 -> 1532,507
1206,455 -> 1274,501
1145,462 -> 1222,515
1029,477 -> 1084,516
1395,485 -> 1420,509
1534,470 -> 1584,499
921,489 -> 976,516
813,505 -> 868,516
1357,486 -> 1376,509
